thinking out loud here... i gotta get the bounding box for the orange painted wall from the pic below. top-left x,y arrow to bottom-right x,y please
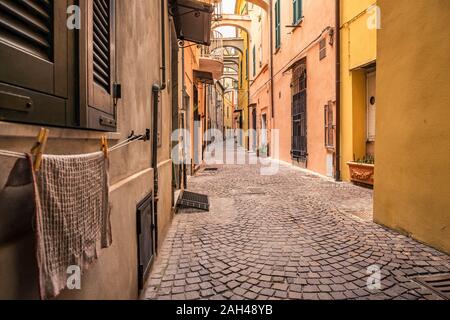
250,0 -> 337,175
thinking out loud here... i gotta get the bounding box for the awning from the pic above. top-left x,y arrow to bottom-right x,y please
169,0 -> 214,46
193,70 -> 214,85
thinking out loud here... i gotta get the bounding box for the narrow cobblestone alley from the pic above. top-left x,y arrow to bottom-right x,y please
144,146 -> 450,301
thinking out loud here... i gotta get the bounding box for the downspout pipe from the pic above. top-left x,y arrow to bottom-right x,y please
151,0 -> 168,252
269,0 -> 275,119
335,0 -> 342,182
160,0 -> 167,91
152,0 -> 169,188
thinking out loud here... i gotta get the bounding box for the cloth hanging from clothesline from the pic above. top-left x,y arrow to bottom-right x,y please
0,154 -> 36,244
35,152 -> 112,299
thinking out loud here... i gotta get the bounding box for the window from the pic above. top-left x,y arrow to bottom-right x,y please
0,0 -> 117,131
324,101 -> 335,149
291,60 -> 307,160
252,45 -> 256,77
275,0 -> 281,49
293,0 -> 303,24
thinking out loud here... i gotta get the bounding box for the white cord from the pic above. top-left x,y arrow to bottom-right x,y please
0,150 -> 27,159
0,135 -> 145,159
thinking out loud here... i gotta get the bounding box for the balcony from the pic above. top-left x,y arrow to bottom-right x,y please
199,30 -> 224,80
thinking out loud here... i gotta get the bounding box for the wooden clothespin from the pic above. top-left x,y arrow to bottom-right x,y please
31,128 -> 49,172
101,136 -> 109,159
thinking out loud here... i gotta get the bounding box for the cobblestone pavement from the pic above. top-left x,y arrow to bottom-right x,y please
144,145 -> 450,300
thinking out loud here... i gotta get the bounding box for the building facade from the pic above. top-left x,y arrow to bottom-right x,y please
249,0 -> 338,175
340,0 -> 377,183
0,0 -> 217,299
0,0 -> 175,299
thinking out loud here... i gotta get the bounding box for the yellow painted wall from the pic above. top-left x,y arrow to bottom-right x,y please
340,0 -> 377,181
223,93 -> 234,134
374,0 -> 450,255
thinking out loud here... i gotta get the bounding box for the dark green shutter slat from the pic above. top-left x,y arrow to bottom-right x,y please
275,0 -> 281,48
93,0 -> 111,93
252,45 -> 256,77
0,0 -> 53,60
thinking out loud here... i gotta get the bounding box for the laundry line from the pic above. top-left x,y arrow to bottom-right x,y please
0,132 -> 149,160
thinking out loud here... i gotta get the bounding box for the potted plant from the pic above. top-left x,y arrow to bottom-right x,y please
347,156 -> 375,187
258,144 -> 268,158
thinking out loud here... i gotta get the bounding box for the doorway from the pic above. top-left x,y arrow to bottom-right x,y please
261,113 -> 267,147
366,71 -> 376,143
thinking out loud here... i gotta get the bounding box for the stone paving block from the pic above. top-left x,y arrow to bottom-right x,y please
143,159 -> 450,301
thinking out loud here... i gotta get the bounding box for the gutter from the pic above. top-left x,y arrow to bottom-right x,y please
335,0 -> 341,181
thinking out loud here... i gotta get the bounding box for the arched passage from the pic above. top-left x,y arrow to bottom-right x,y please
212,45 -> 243,56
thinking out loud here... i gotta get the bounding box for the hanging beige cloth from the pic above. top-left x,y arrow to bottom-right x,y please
35,152 -> 112,299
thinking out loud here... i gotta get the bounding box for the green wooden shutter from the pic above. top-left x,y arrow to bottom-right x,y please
293,0 -> 298,23
252,45 -> 256,77
293,0 -> 302,24
298,0 -> 303,22
80,0 -> 117,131
245,48 -> 248,80
275,0 -> 281,49
0,0 -> 70,126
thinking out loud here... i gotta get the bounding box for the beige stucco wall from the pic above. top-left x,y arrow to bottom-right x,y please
374,0 -> 450,254
0,0 -> 174,299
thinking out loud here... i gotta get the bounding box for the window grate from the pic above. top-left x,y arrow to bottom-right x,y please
0,0 -> 53,61
137,194 -> 155,290
93,0 -> 111,93
291,60 -> 307,160
414,274 -> 450,300
177,191 -> 210,212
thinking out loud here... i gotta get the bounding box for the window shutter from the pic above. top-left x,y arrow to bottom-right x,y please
245,48 -> 248,80
324,102 -> 334,148
298,0 -> 303,22
293,0 -> 298,24
293,0 -> 303,24
0,0 -> 69,126
80,0 -> 116,131
252,45 -> 256,77
275,0 -> 281,49
319,38 -> 326,60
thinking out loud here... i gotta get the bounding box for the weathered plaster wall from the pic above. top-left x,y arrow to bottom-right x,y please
0,0 -> 173,299
374,0 -> 450,254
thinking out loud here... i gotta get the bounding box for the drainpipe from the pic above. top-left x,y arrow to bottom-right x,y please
160,0 -> 167,91
269,0 -> 275,120
269,0 -> 275,157
153,0 -> 168,181
151,0 -> 168,252
181,47 -> 187,190
335,0 -> 342,181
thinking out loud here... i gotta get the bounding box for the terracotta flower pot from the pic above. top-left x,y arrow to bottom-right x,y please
347,162 -> 375,186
